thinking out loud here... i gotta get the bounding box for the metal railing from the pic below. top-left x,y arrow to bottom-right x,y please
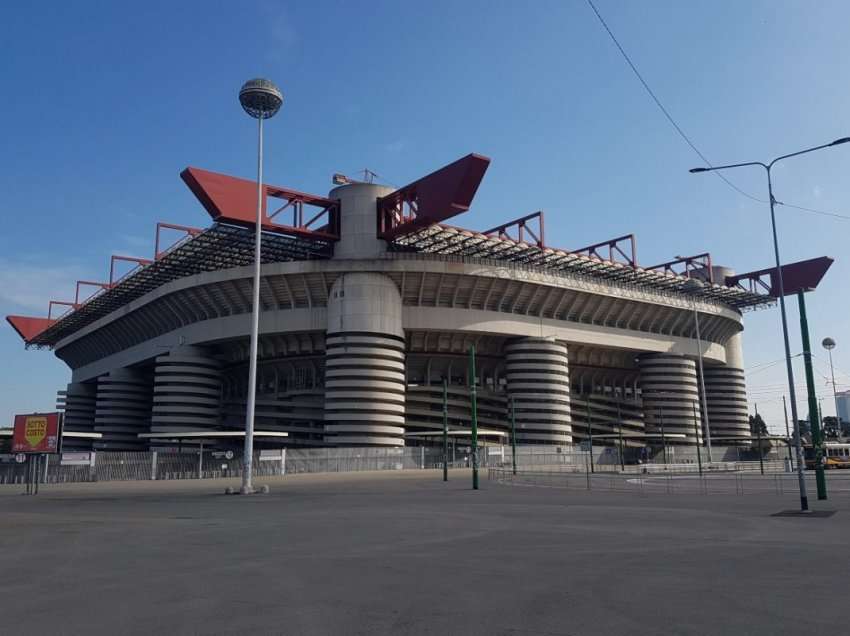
487,465 -> 848,497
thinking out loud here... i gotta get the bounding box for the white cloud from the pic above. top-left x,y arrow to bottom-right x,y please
261,2 -> 298,58
0,260 -> 90,313
383,139 -> 406,154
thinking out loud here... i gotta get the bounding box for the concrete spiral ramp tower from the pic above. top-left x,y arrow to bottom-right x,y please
56,382 -> 97,450
506,337 -> 572,443
324,272 -> 406,446
93,368 -> 153,450
151,345 -> 222,433
639,353 -> 702,445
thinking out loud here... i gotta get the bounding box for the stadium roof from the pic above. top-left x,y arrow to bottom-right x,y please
7,153 -> 784,348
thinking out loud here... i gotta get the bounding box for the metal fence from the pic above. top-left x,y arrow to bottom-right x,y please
487,465 -> 850,498
0,443 -> 806,488
0,446 -> 463,485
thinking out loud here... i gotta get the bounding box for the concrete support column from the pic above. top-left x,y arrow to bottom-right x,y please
151,345 -> 222,433
324,273 -> 406,446
505,337 -> 572,444
639,354 -> 701,445
94,368 -> 153,451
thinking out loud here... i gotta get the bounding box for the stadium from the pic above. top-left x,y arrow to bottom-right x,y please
6,153 -> 775,456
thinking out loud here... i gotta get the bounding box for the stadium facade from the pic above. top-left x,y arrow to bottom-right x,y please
6,154 -> 774,452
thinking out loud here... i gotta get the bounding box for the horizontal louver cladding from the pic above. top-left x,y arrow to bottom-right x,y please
506,339 -> 572,444
152,348 -> 222,432
639,354 -> 702,445
324,333 -> 406,446
94,370 -> 152,451
702,366 -> 750,442
56,382 -> 98,450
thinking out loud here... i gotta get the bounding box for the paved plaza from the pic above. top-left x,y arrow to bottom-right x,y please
1,469 -> 846,636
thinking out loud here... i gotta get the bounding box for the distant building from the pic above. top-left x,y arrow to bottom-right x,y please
837,390 -> 850,425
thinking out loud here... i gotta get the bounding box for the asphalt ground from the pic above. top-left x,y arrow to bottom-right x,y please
1,469 -> 846,636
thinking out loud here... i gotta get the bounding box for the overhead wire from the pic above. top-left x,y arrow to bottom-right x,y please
585,0 -> 850,222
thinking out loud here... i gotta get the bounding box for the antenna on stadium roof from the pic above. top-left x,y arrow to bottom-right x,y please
332,169 -> 381,186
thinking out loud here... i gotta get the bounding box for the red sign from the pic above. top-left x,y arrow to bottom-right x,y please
12,413 -> 62,454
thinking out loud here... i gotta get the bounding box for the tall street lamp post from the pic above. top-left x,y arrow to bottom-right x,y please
683,278 -> 712,462
238,79 -> 283,495
823,338 -> 840,434
689,136 -> 850,511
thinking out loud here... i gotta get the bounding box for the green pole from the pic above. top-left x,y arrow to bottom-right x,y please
469,345 -> 479,490
510,395 -> 517,475
586,397 -> 594,474
692,401 -> 702,476
442,378 -> 448,482
755,403 -> 764,475
616,400 -> 625,471
798,291 -> 827,500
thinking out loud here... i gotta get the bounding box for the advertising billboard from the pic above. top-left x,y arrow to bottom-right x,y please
12,412 -> 63,454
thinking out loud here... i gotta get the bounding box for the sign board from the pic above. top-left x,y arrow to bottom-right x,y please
259,449 -> 286,462
12,413 -> 62,454
15,453 -> 26,464
61,452 -> 92,466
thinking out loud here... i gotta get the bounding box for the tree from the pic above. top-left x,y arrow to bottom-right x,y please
748,413 -> 772,453
822,416 -> 842,440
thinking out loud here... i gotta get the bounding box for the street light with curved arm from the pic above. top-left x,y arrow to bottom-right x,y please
689,136 -> 850,511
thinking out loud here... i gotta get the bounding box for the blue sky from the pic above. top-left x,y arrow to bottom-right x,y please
1,0 -> 848,433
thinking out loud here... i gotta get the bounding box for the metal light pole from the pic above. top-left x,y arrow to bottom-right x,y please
689,136 -> 850,511
683,279 -> 712,461
238,78 -> 283,495
823,338 -> 840,434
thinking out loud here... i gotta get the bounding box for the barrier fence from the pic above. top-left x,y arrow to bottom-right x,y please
487,465 -> 850,498
0,443 -> 805,488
